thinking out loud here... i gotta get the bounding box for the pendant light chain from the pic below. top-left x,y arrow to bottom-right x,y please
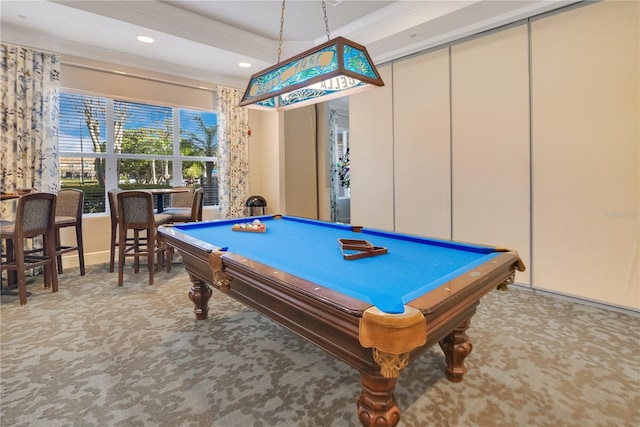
322,0 -> 331,41
277,0 -> 286,62
279,0 -> 331,62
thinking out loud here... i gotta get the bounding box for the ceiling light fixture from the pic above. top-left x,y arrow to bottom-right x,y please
240,0 -> 384,111
137,35 -> 154,43
238,62 -> 252,68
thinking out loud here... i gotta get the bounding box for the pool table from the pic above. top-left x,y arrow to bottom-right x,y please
158,215 -> 524,427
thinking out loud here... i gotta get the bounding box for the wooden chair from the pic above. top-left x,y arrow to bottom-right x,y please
163,188 -> 204,271
54,189 -> 85,275
193,188 -> 204,222
0,192 -> 58,305
168,186 -> 194,210
116,191 -> 172,286
164,188 -> 203,223
107,188 -> 123,273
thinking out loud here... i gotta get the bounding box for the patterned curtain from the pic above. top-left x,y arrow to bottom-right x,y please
329,109 -> 339,222
216,86 -> 249,219
1,44 -> 60,219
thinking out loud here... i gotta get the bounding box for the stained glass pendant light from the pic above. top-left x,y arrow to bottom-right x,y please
240,0 -> 384,111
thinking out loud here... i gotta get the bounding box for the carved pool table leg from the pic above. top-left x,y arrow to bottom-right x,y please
439,318 -> 473,382
357,374 -> 401,427
188,275 -> 212,320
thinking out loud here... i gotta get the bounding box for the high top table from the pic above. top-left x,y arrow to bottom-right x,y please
0,193 -> 20,201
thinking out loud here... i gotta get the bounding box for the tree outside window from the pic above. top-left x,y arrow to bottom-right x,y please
59,92 -> 218,213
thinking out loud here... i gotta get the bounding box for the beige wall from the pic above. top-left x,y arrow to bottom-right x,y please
61,60 -> 215,110
530,1 -> 639,307
348,1 -> 638,310
58,215 -> 111,268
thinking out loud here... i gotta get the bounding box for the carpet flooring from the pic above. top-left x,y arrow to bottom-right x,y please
1,263 -> 639,427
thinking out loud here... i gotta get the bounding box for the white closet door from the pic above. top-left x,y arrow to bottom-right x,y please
451,24 -> 531,284
531,1 -> 639,308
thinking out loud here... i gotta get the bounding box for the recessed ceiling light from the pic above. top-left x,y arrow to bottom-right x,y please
137,36 -> 154,43
238,62 -> 252,68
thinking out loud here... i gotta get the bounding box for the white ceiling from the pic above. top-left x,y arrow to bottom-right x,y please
1,0 -> 581,89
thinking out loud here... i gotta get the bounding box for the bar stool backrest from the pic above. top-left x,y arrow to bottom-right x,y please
171,187 -> 195,208
107,188 -> 123,273
193,188 -> 204,222
56,189 -> 83,220
18,193 -> 57,237
108,189 -> 122,225
118,191 -> 154,230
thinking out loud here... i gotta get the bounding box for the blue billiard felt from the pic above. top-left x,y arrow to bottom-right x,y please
173,216 -> 500,314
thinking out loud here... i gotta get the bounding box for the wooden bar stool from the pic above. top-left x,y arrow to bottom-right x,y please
116,191 -> 172,286
163,188 -> 204,271
55,189 -> 85,275
164,188 -> 203,223
107,188 -> 124,273
0,192 -> 58,305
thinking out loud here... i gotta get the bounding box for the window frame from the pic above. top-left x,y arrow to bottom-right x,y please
58,90 -> 218,215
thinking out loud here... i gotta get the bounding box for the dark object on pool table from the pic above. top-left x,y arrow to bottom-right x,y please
342,246 -> 388,260
338,238 -> 374,251
338,238 -> 388,260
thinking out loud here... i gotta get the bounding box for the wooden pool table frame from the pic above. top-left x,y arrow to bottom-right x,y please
159,219 -> 523,427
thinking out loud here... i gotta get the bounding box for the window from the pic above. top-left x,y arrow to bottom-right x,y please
59,92 -> 218,213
